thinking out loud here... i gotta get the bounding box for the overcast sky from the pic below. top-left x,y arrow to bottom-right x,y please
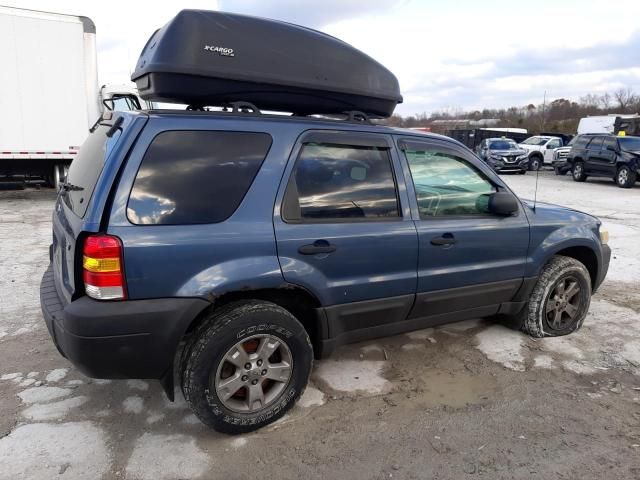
6,0 -> 640,116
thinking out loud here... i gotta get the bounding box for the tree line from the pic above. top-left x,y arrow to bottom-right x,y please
383,87 -> 640,134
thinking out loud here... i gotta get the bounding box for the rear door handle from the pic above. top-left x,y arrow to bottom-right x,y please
298,240 -> 336,255
430,233 -> 456,246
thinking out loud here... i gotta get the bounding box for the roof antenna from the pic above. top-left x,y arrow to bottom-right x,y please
533,90 -> 547,213
533,165 -> 540,212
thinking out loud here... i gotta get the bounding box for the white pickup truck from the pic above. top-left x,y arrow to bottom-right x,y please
518,136 -> 565,170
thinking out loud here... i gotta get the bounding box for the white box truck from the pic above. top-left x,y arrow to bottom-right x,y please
0,6 -> 149,188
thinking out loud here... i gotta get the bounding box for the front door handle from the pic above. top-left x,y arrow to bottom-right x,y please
298,240 -> 337,255
430,233 -> 456,246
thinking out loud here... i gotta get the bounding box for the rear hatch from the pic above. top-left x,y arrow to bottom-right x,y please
51,115 -> 135,304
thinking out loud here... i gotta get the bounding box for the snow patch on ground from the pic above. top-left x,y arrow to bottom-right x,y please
534,355 -> 555,369
147,412 -> 166,424
541,336 -> 584,359
563,361 -> 597,375
401,343 -> 423,351
127,380 -> 149,391
1,372 -> 22,380
18,386 -> 72,404
126,433 -> 210,480
621,341 -> 640,366
298,385 -> 325,408
315,359 -> 391,394
45,368 -> 69,383
18,378 -> 36,387
0,422 -> 110,480
22,396 -> 88,421
360,344 -> 383,353
407,328 -> 435,340
123,396 -> 144,414
181,414 -> 201,425
230,437 -> 248,449
475,326 -> 525,371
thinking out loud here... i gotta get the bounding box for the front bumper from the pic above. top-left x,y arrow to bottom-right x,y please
40,266 -> 208,379
552,159 -> 571,174
489,159 -> 528,172
594,244 -> 611,292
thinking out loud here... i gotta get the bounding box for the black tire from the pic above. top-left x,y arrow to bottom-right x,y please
181,300 -> 313,434
615,165 -> 636,188
572,161 -> 587,182
553,165 -> 562,175
528,156 -> 542,171
511,256 -> 591,338
517,170 -> 526,175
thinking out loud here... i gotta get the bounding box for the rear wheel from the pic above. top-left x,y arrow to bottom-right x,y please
615,165 -> 636,188
572,161 -> 587,182
511,256 -> 591,337
181,300 -> 313,434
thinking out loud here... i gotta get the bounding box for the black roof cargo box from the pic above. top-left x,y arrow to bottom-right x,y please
131,10 -> 402,117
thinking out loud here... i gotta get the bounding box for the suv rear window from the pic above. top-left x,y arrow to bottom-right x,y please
127,131 -> 272,225
63,123 -> 121,218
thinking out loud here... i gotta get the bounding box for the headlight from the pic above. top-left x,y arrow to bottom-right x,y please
490,154 -> 502,160
599,225 -> 609,245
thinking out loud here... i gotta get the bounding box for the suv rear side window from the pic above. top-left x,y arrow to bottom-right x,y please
63,123 -> 121,218
573,136 -> 591,148
283,143 -> 399,221
127,131 -> 272,225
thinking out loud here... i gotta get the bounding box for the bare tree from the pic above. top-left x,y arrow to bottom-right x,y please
580,93 -> 600,108
599,92 -> 612,110
613,87 -> 637,112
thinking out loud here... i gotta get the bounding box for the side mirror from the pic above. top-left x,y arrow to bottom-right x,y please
546,144 -> 555,149
488,191 -> 519,216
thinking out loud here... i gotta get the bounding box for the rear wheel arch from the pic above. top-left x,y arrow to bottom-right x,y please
183,285 -> 323,354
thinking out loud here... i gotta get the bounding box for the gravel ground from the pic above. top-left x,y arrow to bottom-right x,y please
1,171 -> 639,480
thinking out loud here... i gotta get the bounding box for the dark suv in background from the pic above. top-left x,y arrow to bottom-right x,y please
476,138 -> 529,173
568,134 -> 640,188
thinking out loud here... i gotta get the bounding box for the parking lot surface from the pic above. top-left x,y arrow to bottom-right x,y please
1,172 -> 639,479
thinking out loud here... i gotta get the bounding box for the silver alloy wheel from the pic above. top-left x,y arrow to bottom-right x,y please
573,163 -> 582,178
618,168 -> 629,185
214,334 -> 293,413
544,276 -> 581,330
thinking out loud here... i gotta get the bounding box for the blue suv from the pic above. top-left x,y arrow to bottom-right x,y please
41,109 -> 611,433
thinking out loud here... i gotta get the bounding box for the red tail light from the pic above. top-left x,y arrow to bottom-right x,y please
82,234 -> 127,300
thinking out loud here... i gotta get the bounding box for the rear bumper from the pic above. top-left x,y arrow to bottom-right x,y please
40,266 -> 209,379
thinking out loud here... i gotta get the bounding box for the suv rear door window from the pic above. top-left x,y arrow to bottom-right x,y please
602,137 -> 618,151
283,143 -> 399,221
127,131 -> 272,225
63,123 -> 121,218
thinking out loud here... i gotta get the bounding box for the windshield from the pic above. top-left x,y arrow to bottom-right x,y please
489,140 -> 518,150
619,137 -> 640,152
521,136 -> 548,146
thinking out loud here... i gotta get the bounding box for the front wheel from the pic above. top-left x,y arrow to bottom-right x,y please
572,162 -> 587,182
181,300 -> 313,434
516,256 -> 591,337
528,156 -> 541,171
615,165 -> 636,188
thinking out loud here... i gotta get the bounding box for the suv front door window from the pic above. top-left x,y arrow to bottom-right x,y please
398,138 -> 529,322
